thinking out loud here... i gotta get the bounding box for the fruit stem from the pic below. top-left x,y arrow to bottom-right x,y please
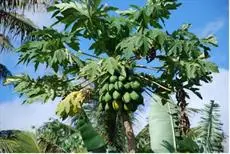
122,112 -> 136,153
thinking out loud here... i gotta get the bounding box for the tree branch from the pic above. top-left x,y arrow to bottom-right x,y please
78,50 -> 101,59
135,65 -> 164,72
139,75 -> 172,92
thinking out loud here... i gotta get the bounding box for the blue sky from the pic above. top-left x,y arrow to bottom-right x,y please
0,0 -> 229,150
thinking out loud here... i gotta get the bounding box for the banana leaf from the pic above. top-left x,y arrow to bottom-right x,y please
148,96 -> 178,153
77,117 -> 106,152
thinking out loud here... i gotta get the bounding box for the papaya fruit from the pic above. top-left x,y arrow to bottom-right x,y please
105,103 -> 110,111
121,61 -> 126,65
109,83 -> 115,92
118,75 -> 126,81
131,81 -> 141,89
118,81 -> 123,89
124,83 -> 131,90
104,92 -> 112,102
124,104 -> 129,111
98,103 -> 104,111
114,81 -> 119,90
122,92 -> 131,103
112,101 -> 120,111
99,89 -> 104,95
101,83 -> 109,93
128,76 -> 133,81
113,90 -> 121,100
99,95 -> 103,102
130,91 -> 140,101
109,75 -> 117,83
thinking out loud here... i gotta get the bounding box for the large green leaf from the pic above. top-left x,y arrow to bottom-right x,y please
4,75 -> 76,104
77,117 -> 106,151
149,95 -> 177,153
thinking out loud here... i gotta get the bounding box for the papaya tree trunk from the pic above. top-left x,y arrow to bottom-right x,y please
176,88 -> 190,136
122,112 -> 136,153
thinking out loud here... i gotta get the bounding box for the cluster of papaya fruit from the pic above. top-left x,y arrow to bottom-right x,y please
98,73 -> 143,112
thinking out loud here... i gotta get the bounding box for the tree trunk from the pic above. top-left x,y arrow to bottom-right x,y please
122,112 -> 136,153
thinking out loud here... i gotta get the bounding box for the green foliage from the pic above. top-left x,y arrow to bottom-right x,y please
0,130 -> 40,153
17,28 -> 84,72
4,75 -> 76,104
149,96 -> 200,153
135,125 -> 153,153
37,118 -> 106,153
36,119 -> 87,153
76,117 -> 106,151
149,96 -> 178,153
192,101 -> 225,153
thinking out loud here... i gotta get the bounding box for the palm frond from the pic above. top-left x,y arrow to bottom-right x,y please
0,138 -> 17,153
0,0 -> 50,11
0,33 -> 14,52
197,100 -> 225,152
0,10 -> 38,41
0,130 -> 41,153
135,124 -> 153,153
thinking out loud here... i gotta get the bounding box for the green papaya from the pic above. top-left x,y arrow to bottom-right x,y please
124,83 -> 131,90
105,103 -> 110,111
98,103 -> 104,111
118,75 -> 126,81
99,89 -> 104,95
118,81 -> 123,89
124,104 -> 129,111
112,101 -> 120,111
109,75 -> 117,83
122,92 -> 131,103
131,81 -> 141,89
114,81 -> 119,90
99,95 -> 103,102
130,91 -> 140,101
104,92 -> 112,102
121,61 -> 126,65
101,83 -> 109,92
113,90 -> 121,100
128,76 -> 133,81
109,83 -> 115,92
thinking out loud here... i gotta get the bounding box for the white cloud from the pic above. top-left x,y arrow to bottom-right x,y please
0,99 -> 60,131
201,18 -> 225,37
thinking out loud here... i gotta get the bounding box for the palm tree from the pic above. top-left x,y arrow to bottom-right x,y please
191,100 -> 225,153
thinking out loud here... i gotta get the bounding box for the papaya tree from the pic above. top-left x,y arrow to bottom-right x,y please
5,0 -> 219,152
